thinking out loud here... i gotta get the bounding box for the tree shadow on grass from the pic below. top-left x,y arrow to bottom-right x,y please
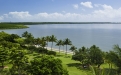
67,63 -> 89,70
56,54 -> 64,57
102,68 -> 118,75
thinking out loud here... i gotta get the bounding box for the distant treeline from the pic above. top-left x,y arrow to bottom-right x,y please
1,22 -> 121,25
0,23 -> 28,29
0,22 -> 121,29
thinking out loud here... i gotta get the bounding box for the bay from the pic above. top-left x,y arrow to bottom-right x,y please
1,24 -> 121,51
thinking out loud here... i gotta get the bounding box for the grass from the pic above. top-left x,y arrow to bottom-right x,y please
26,52 -> 91,75
25,51 -> 117,75
56,56 -> 91,75
0,50 -> 117,75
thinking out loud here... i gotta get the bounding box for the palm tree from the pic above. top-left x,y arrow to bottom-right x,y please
50,35 -> 57,51
34,37 -> 41,47
22,31 -> 29,38
41,41 -> 46,49
56,39 -> 63,54
64,38 -> 72,55
113,45 -> 121,58
40,37 -> 46,48
69,45 -> 77,55
22,31 -> 34,47
45,36 -> 50,49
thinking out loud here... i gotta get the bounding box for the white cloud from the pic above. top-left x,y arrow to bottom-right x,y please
92,4 -> 121,21
73,4 -> 79,9
94,4 -> 113,10
80,1 -> 93,8
9,11 -> 32,19
102,4 -> 113,10
1,5 -> 121,22
0,16 -> 4,20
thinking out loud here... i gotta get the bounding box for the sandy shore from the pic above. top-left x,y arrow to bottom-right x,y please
46,47 -> 73,55
34,45 -> 73,55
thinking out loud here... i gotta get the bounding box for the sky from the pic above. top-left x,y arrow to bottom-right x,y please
0,0 -> 121,22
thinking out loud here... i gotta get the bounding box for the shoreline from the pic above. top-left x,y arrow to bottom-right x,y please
46,47 -> 73,55
35,45 -> 73,55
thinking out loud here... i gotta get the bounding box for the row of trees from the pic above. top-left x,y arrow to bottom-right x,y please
22,31 -> 73,55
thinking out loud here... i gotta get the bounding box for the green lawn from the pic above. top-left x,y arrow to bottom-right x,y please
1,51 -> 116,75
56,56 -> 91,75
26,52 -> 115,75
26,52 -> 90,75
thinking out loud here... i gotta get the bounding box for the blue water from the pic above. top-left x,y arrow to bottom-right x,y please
1,24 -> 121,51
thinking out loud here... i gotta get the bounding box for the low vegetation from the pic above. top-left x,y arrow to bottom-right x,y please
0,31 -> 121,75
0,23 -> 28,29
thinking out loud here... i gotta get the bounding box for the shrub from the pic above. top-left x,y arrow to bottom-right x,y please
47,51 -> 56,56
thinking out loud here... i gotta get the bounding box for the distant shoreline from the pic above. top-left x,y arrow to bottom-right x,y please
0,22 -> 121,29
1,22 -> 121,25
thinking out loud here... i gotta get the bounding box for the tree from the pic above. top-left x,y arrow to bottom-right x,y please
105,51 -> 116,69
41,41 -> 47,49
40,37 -> 46,48
14,38 -> 25,48
64,38 -> 72,55
72,46 -> 90,68
112,45 -> 121,73
45,36 -> 50,48
113,45 -> 121,58
5,34 -> 20,43
0,31 -> 10,41
34,37 -> 41,45
50,35 -> 57,51
62,40 -> 65,52
9,48 -> 28,75
0,41 -> 20,51
69,45 -> 77,55
56,39 -> 63,54
22,31 -> 29,38
104,45 -> 121,74
27,56 -> 69,75
0,46 -> 9,67
89,45 -> 104,68
22,31 -> 34,45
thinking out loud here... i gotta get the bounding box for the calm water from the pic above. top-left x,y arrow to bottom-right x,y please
1,24 -> 121,51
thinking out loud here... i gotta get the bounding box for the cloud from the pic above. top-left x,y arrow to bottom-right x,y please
73,4 -> 79,9
80,1 -> 93,8
9,11 -> 32,19
0,16 -> 4,20
102,4 -> 113,10
94,4 -> 113,9
1,4 -> 121,22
